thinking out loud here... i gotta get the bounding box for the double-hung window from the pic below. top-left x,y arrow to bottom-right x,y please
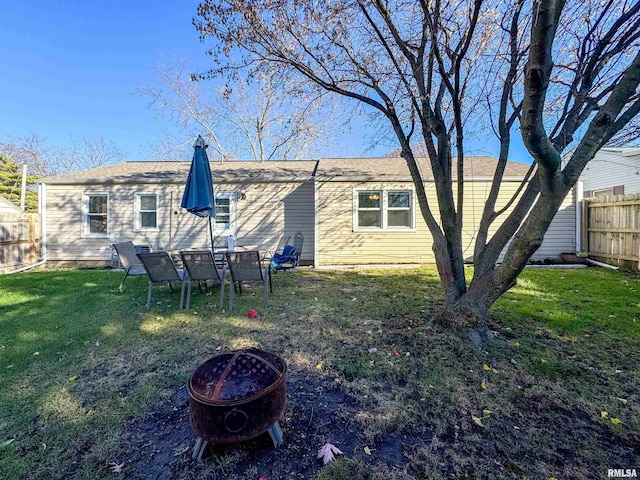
83,193 -> 109,237
134,193 -> 158,231
354,189 -> 414,230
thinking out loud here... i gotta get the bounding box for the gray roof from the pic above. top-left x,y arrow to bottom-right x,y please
38,157 -> 532,185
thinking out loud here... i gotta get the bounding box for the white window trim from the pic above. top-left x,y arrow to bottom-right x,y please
353,188 -> 416,232
213,192 -> 237,236
133,192 -> 160,232
82,192 -> 109,238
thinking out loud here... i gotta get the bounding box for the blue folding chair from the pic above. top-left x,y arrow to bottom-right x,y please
270,231 -> 303,273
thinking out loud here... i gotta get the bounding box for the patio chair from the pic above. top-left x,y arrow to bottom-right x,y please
137,252 -> 188,311
112,241 -> 147,291
270,231 -> 304,273
179,250 -> 227,310
262,234 -> 291,261
225,251 -> 271,311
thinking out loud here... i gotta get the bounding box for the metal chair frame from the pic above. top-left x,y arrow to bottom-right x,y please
179,250 -> 227,310
137,252 -> 188,311
112,241 -> 147,291
225,251 -> 271,311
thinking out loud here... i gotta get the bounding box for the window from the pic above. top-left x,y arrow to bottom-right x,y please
215,197 -> 231,228
83,193 -> 108,237
135,193 -> 158,231
387,191 -> 411,227
354,189 -> 414,230
357,191 -> 382,228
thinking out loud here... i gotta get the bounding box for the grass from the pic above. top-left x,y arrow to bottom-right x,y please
0,266 -> 638,479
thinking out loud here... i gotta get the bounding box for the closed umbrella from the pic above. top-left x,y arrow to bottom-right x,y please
181,135 -> 216,252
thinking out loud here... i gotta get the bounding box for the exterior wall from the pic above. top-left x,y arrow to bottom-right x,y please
529,188 -> 576,260
44,181 -> 315,264
316,180 -> 575,265
581,150 -> 640,195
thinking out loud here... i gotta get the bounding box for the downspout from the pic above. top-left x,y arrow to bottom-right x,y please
575,179 -> 583,252
312,161 -> 319,268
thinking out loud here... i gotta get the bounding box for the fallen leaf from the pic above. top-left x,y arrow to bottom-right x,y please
482,409 -> 492,416
491,368 -> 499,374
317,442 -> 344,465
513,341 -> 520,347
480,381 -> 487,390
471,415 -> 485,427
610,417 -> 621,425
68,376 -> 77,382
393,351 -> 400,357
483,364 -> 490,371
1,439 -> 15,448
247,309 -> 258,319
33,352 -> 40,356
616,397 -> 628,405
109,462 -> 125,473
549,477 -> 559,480
364,446 -> 372,455
368,348 -> 377,353
601,411 -> 609,418
405,352 -> 410,357
315,363 -> 322,370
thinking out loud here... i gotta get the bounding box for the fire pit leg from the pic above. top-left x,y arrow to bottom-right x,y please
192,437 -> 208,462
267,422 -> 283,448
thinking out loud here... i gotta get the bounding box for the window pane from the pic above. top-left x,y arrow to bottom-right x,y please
89,215 -> 107,233
358,210 -> 381,227
89,196 -> 107,214
140,195 -> 156,210
388,210 -> 411,227
388,192 -> 410,208
140,212 -> 157,228
216,214 -> 230,225
358,192 -> 380,208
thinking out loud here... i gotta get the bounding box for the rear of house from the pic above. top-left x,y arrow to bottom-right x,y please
313,158 -> 576,265
38,157 -> 575,267
39,161 -> 316,267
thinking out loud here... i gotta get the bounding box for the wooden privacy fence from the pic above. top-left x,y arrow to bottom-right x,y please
0,213 -> 42,274
581,194 -> 640,270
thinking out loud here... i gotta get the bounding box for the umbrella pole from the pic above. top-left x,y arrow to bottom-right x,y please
208,216 -> 215,255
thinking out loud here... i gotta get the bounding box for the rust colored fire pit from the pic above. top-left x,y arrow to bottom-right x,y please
187,348 -> 287,460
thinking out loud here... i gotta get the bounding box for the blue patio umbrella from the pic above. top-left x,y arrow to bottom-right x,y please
181,135 -> 216,251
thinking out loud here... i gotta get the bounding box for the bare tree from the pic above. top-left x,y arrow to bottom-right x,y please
140,58 -> 338,161
0,134 -> 124,176
195,0 -> 640,332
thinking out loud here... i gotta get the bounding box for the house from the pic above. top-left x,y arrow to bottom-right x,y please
36,157 -> 575,267
581,147 -> 640,197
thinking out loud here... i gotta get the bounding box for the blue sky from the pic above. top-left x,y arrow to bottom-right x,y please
0,1 -> 531,163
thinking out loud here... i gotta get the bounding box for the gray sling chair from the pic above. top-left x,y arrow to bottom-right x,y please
136,252 -> 188,311
112,241 -> 147,291
225,251 -> 271,311
179,250 -> 227,310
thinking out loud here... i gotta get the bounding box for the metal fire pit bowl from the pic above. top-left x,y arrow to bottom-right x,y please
187,348 -> 287,460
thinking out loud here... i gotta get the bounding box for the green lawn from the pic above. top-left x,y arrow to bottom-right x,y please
0,266 -> 638,479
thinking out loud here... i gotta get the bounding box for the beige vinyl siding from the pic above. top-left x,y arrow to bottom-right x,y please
316,180 -> 573,265
44,181 -> 315,263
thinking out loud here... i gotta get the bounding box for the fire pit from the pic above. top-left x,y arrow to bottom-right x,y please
187,348 -> 287,460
